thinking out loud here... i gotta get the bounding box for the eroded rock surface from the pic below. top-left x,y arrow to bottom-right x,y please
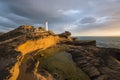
66,42 -> 120,80
0,25 -> 120,80
0,26 -> 69,80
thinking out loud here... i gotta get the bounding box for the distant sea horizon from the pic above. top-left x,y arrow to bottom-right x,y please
75,36 -> 120,49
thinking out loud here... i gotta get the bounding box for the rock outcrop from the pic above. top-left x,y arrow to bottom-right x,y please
0,25 -> 120,80
66,41 -> 120,80
0,26 -> 73,80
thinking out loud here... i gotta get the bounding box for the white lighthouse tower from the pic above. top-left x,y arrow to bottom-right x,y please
45,21 -> 48,31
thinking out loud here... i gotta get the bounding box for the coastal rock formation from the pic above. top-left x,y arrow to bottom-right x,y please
0,25 -> 120,80
66,41 -> 120,80
0,25 -> 74,80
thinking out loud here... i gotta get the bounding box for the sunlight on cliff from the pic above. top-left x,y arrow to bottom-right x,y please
17,36 -> 59,55
9,35 -> 60,80
9,56 -> 22,80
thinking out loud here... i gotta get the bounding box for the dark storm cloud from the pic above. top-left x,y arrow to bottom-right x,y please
0,0 -> 120,36
0,0 -> 86,31
79,17 -> 96,24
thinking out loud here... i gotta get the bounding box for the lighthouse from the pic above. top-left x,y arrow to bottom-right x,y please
45,21 -> 48,31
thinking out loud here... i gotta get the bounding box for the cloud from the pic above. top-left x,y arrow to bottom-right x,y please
96,16 -> 112,24
77,16 -> 112,25
0,0 -> 120,36
0,16 -> 17,27
58,9 -> 81,16
79,17 -> 96,24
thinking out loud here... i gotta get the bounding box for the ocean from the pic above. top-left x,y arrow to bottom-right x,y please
78,36 -> 120,49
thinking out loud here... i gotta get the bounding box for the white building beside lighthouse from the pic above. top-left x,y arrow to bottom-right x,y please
45,21 -> 48,31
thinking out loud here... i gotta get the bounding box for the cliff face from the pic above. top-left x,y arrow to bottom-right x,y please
0,26 -> 72,80
66,41 -> 120,80
8,35 -> 59,80
0,25 -> 120,80
17,35 -> 59,55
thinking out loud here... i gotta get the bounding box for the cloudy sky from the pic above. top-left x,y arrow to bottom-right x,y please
0,0 -> 120,36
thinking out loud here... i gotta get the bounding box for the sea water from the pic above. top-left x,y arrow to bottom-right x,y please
78,36 -> 120,49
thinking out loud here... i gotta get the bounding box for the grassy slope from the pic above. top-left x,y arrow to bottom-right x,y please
36,45 -> 90,80
22,44 -> 90,80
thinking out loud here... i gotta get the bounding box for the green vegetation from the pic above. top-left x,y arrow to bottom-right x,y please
39,52 -> 90,80
39,27 -> 46,31
35,45 -> 89,80
22,45 -> 90,80
47,30 -> 54,35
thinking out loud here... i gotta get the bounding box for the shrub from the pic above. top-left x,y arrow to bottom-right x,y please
47,30 -> 54,35
39,27 -> 46,31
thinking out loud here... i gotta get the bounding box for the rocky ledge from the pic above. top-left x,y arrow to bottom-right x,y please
0,25 -> 120,80
66,40 -> 120,80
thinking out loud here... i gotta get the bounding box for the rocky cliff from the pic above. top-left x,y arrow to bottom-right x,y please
0,25 -> 120,80
0,26 -> 67,80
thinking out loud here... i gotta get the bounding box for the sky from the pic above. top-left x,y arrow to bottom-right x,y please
0,0 -> 120,36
